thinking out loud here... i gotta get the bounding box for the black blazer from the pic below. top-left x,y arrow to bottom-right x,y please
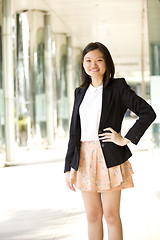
64,78 -> 156,173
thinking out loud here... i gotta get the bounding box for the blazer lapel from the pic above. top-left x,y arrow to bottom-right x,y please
99,87 -> 112,130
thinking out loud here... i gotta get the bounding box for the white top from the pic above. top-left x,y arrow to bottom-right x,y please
79,83 -> 103,141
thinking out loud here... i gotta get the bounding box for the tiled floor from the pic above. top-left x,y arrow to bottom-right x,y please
0,146 -> 160,239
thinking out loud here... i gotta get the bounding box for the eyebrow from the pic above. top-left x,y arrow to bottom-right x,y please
85,56 -> 104,59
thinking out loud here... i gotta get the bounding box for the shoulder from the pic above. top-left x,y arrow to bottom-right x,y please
109,78 -> 127,87
74,87 -> 81,96
74,87 -> 79,95
106,78 -> 129,93
74,86 -> 87,97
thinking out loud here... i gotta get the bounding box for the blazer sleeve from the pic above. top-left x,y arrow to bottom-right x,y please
120,78 -> 156,145
64,88 -> 79,172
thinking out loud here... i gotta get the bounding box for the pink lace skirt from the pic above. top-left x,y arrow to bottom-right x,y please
70,141 -> 134,192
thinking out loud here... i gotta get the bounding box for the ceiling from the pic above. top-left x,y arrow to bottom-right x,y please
13,0 -> 149,72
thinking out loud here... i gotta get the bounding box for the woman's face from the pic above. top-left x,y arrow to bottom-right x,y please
83,49 -> 106,80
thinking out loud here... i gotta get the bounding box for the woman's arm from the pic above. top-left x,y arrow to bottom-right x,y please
99,78 -> 156,146
120,78 -> 156,145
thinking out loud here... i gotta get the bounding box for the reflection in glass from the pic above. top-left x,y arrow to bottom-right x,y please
151,44 -> 160,76
16,13 -> 30,146
34,28 -> 47,140
73,47 -> 81,89
0,26 -> 5,147
56,34 -> 69,136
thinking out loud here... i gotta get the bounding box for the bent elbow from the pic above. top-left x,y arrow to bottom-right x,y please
150,108 -> 157,123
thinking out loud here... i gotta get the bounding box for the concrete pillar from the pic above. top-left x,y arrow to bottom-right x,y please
0,1 -> 2,149
55,33 -> 68,137
141,0 -> 146,99
67,36 -> 74,120
0,98 -> 2,149
44,14 -> 54,146
147,0 -> 160,146
2,0 -> 15,162
51,36 -> 58,139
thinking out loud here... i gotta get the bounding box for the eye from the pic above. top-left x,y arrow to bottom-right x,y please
86,59 -> 91,62
97,59 -> 103,62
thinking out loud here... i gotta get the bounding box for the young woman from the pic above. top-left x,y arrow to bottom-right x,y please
64,42 -> 156,240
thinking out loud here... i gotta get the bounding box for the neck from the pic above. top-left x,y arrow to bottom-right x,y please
91,78 -> 103,87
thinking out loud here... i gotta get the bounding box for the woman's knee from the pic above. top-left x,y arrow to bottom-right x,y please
86,208 -> 103,223
103,208 -> 120,225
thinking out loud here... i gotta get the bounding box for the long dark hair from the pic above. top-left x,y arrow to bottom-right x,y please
80,42 -> 115,88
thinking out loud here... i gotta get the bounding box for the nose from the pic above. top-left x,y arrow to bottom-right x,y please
91,61 -> 97,68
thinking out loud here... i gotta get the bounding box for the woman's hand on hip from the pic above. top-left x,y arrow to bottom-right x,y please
99,127 -> 131,146
65,171 -> 76,192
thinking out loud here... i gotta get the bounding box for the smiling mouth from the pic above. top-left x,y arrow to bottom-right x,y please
90,69 -> 99,72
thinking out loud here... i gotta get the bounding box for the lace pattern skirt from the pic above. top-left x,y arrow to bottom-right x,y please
69,141 -> 134,192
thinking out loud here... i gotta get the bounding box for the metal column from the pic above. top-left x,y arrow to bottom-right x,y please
2,0 -> 15,162
67,36 -> 74,121
44,14 -> 54,146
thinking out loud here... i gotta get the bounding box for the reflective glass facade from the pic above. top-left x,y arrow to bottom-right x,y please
16,13 -> 30,145
0,26 -> 5,147
13,11 -> 81,146
34,27 -> 46,142
147,0 -> 160,146
55,33 -> 68,136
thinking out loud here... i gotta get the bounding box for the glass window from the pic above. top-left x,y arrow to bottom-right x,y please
34,28 -> 47,139
0,26 -> 5,147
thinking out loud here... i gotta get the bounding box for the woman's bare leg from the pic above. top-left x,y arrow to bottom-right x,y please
101,190 -> 123,240
81,191 -> 103,240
